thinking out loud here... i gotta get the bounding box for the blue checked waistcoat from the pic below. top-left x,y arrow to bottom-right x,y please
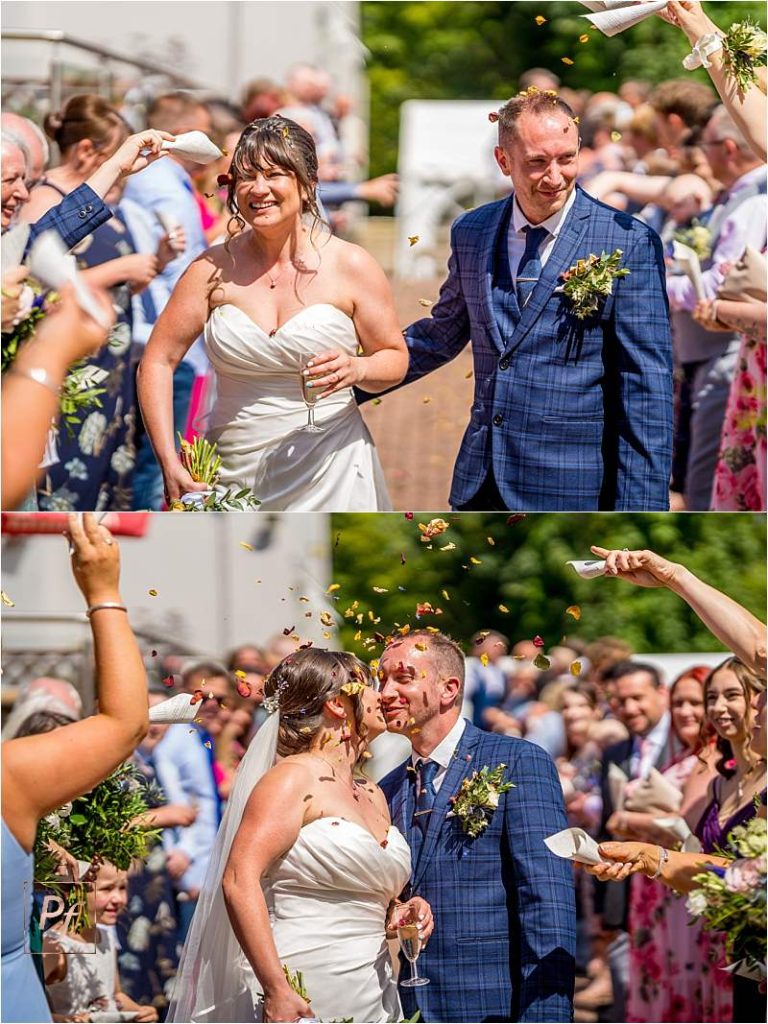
379,722 -> 576,1023
398,186 -> 673,511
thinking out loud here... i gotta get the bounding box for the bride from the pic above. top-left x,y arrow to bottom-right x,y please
137,116 -> 408,511
167,649 -> 432,1023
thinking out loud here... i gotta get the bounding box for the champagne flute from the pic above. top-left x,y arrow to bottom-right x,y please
397,910 -> 430,988
298,352 -> 324,433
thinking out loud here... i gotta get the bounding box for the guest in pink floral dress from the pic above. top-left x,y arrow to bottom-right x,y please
611,667 -> 731,1024
695,296 -> 767,511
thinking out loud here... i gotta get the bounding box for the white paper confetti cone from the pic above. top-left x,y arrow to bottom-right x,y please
567,559 -> 607,579
544,827 -> 605,866
161,130 -> 222,164
148,691 -> 199,724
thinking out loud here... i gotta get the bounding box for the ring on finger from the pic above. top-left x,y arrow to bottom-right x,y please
104,538 -> 114,546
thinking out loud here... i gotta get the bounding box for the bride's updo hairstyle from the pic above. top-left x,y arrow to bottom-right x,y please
43,93 -> 128,157
224,116 -> 322,235
264,648 -> 372,757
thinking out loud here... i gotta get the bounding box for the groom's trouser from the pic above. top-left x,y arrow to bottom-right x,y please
606,930 -> 629,1023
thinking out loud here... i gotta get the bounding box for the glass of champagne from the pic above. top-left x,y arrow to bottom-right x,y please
397,910 -> 429,988
299,353 -> 324,433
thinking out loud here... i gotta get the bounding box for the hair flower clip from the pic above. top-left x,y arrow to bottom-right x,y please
217,172 -> 233,187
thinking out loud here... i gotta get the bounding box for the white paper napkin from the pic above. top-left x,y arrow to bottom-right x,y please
567,559 -> 607,579
27,231 -> 112,328
580,0 -> 670,37
148,692 -> 200,724
162,130 -> 222,164
545,827 -> 606,866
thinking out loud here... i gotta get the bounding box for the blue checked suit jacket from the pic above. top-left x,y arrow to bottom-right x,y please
398,186 -> 673,511
379,722 -> 576,1023
25,184 -> 110,254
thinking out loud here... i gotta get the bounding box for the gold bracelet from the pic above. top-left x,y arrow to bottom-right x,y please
7,366 -> 60,396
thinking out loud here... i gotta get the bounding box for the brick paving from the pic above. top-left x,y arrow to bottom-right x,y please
360,279 -> 475,511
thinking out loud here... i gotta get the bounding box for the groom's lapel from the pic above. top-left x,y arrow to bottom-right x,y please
502,186 -> 592,357
481,194 -> 515,355
411,721 -> 482,891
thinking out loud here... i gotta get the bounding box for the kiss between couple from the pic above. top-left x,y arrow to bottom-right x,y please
167,634 -> 576,1024
139,88 -> 673,514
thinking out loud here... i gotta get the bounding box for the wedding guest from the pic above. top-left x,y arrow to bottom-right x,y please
591,546 -> 766,679
648,78 -> 717,165
2,676 -> 83,742
660,0 -> 767,160
619,667 -> 727,1024
22,95 -> 164,511
2,284 -> 115,510
463,629 -> 509,727
694,288 -> 767,511
1,513 -> 148,1024
1,134 -> 30,229
43,860 -> 158,1022
666,105 -> 767,510
591,661 -> 671,1021
124,92 -> 213,510
152,659 -> 222,939
1,113 -> 49,188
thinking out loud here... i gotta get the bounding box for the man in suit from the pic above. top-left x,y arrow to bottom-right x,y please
372,89 -> 673,511
591,660 -> 671,1021
378,630 -> 575,1023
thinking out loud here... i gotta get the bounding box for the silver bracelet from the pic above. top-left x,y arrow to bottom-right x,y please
86,602 -> 128,618
650,845 -> 669,879
7,366 -> 60,396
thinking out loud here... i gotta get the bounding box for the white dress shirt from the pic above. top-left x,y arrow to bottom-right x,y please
508,186 -> 578,286
630,710 -> 671,779
411,715 -> 468,794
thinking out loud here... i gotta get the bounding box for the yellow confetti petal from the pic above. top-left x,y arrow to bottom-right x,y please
470,557 -> 482,565
579,33 -> 590,43
239,541 -> 254,551
480,654 -> 489,667
498,604 -> 509,613
354,629 -> 362,641
408,235 -> 420,246
299,596 -> 310,603
372,586 -> 388,593
322,631 -> 332,639
326,583 -> 341,593
570,660 -> 583,677
561,56 -> 574,65
423,396 -> 432,404
320,611 -> 333,627
372,397 -> 382,405
234,669 -> 247,679
566,605 -> 582,621
418,298 -> 433,307
487,537 -> 495,546
415,642 -> 427,651
465,371 -> 474,379
611,130 -> 622,142
1,591 -> 15,607
441,589 -> 450,601
440,542 -> 456,551
148,589 -> 158,597
535,15 -> 547,25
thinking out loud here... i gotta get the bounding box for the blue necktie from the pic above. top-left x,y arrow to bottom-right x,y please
516,225 -> 549,310
412,758 -> 439,863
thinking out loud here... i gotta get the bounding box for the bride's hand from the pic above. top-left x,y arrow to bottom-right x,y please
302,349 -> 364,399
162,462 -> 209,505
263,985 -> 313,1023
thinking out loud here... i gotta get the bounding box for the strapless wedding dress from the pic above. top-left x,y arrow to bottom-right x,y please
204,303 -> 392,511
242,817 -> 410,1023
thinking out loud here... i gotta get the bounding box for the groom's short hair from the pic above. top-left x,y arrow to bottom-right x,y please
410,630 -> 466,701
495,91 -> 576,148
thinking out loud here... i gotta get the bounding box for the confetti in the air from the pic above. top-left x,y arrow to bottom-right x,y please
561,57 -> 574,65
533,653 -> 551,671
579,33 -> 590,43
326,583 -> 341,594
239,541 -> 254,551
1,591 -> 15,607
408,235 -> 420,246
480,654 -> 489,667
419,518 -> 450,542
570,661 -> 583,677
611,131 -> 622,142
535,15 -> 547,25
148,589 -> 158,597
418,298 -> 433,307
566,605 -> 582,621
533,635 -> 545,648
498,604 -> 509,613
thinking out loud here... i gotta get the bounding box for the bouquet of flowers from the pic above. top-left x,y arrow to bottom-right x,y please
560,250 -> 630,320
2,283 -> 106,434
34,762 -> 162,931
722,21 -> 768,93
673,221 -> 712,263
686,815 -> 766,981
171,434 -> 261,511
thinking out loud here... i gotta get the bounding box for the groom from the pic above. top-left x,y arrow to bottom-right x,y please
378,630 -> 575,1023
366,89 -> 673,511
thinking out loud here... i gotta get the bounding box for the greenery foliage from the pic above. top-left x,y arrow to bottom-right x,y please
361,1 -> 766,177
329,513 -> 765,658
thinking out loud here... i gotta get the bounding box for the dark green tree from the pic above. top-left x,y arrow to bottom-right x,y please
362,1 -> 766,176
329,513 -> 766,660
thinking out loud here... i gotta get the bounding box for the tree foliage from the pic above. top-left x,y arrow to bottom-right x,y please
362,0 -> 766,176
329,513 -> 765,659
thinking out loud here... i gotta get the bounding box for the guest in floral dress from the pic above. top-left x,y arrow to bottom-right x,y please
619,667 -> 727,1023
22,94 -> 162,510
694,294 -> 767,511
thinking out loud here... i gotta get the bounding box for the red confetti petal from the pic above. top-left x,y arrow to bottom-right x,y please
404,512 -> 414,520
533,635 -> 545,648
163,675 -> 175,688
236,680 -> 252,699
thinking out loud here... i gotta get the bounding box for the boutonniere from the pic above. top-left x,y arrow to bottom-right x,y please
448,763 -> 514,838
559,249 -> 630,320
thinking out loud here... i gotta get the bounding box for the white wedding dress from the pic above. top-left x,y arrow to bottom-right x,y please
254,817 -> 410,1022
204,303 -> 392,510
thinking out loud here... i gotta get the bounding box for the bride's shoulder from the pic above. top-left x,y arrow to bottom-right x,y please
328,236 -> 386,280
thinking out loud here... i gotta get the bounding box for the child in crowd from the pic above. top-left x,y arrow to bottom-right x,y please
43,861 -> 158,1023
